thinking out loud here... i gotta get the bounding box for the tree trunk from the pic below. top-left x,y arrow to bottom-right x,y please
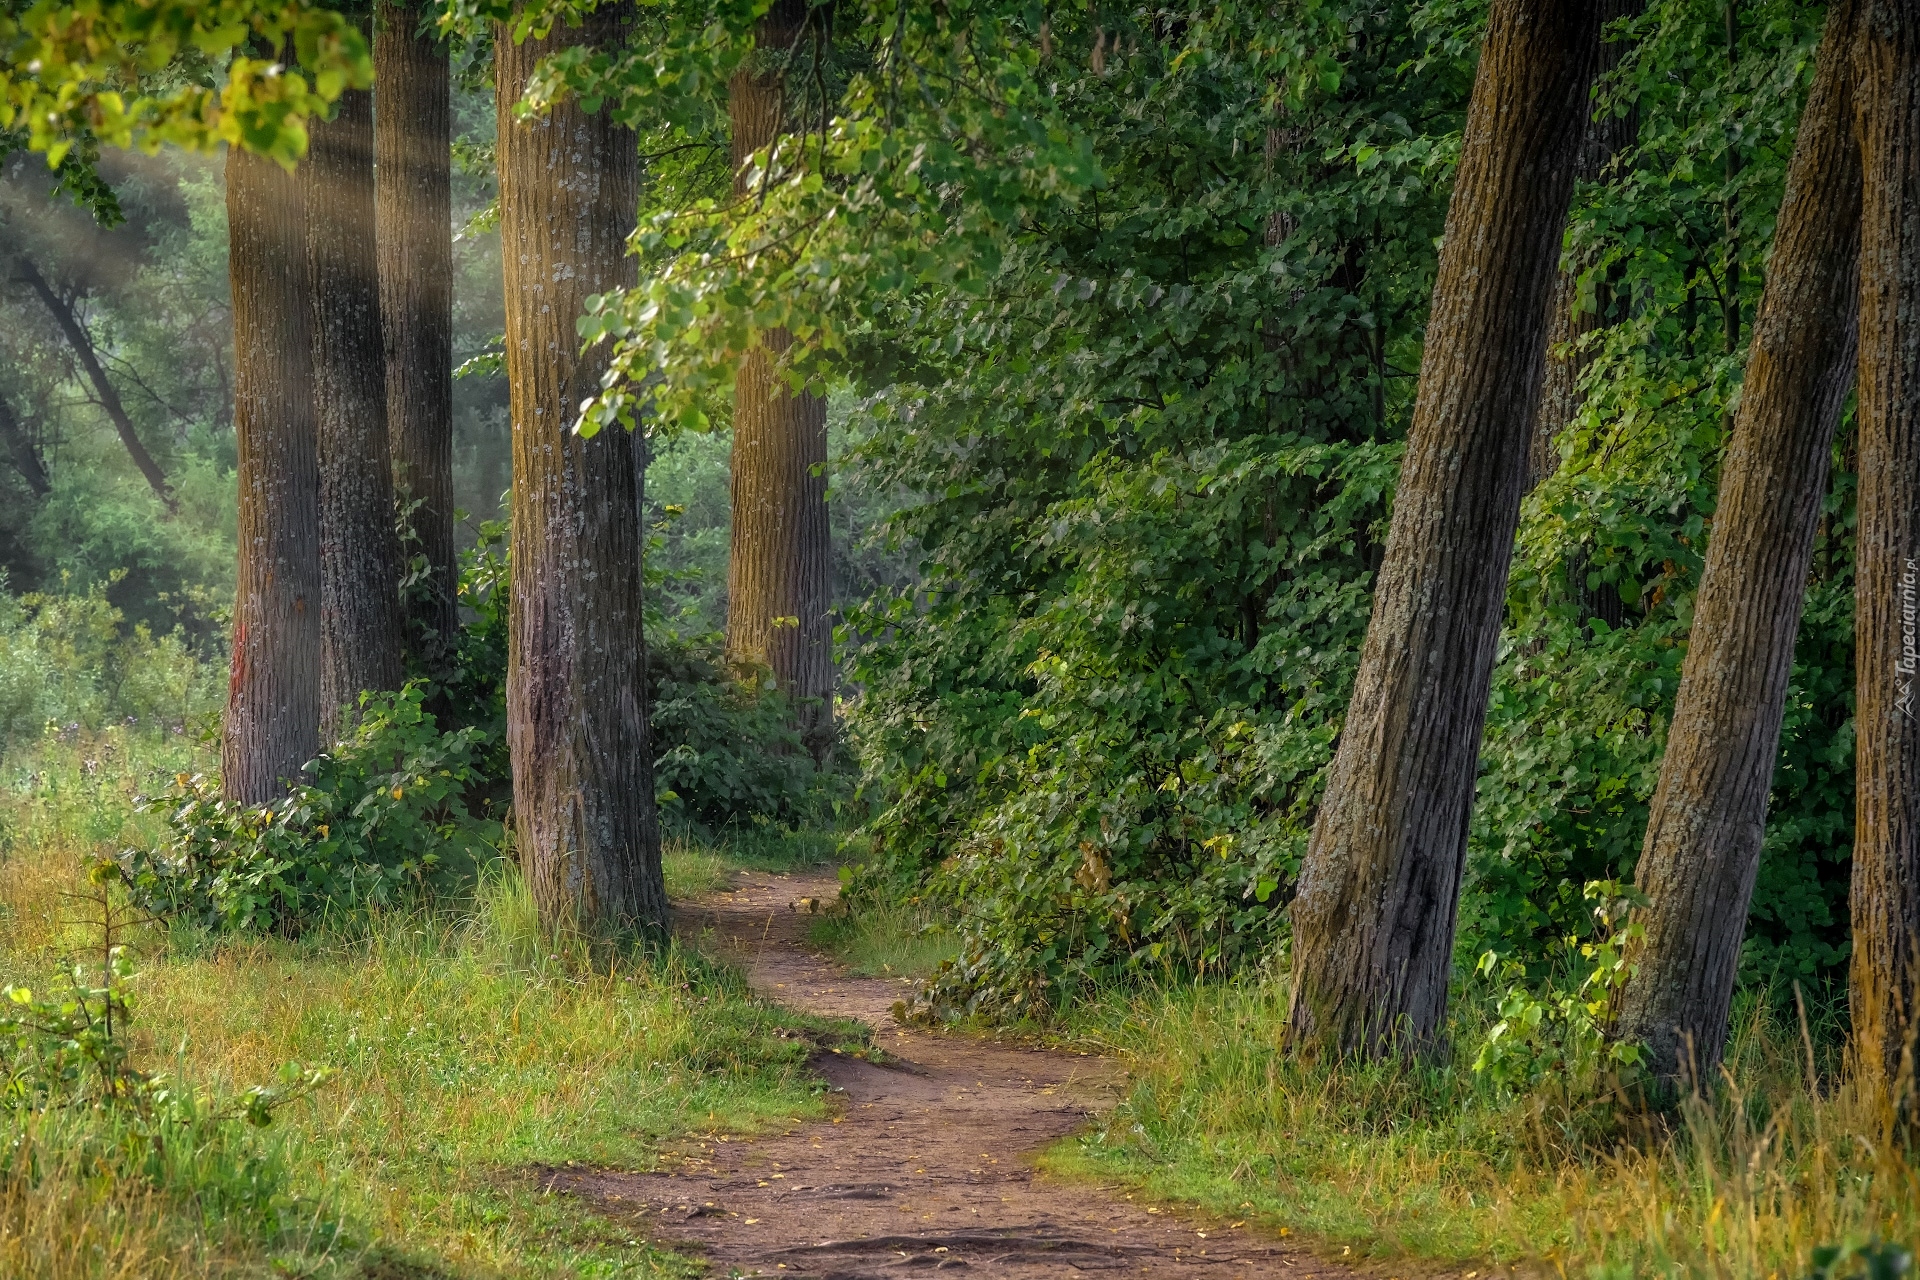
726,0 -> 835,762
1614,0 -> 1864,1087
497,4 -> 665,935
0,394 -> 49,497
223,136 -> 323,803
11,256 -> 175,510
308,80 -> 406,734
1849,0 -> 1920,1090
376,0 -> 459,665
1529,0 -> 1644,488
1281,0 -> 1598,1062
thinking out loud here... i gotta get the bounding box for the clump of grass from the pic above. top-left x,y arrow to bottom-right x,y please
808,895 -> 958,979
662,836 -> 733,900
0,1102 -> 339,1280
1046,974 -> 1919,1278
667,821 -> 839,873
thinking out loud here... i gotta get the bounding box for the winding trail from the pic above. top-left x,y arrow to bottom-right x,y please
540,870 -> 1450,1279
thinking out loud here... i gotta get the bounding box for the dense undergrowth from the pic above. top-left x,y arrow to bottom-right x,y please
835,0 -> 1853,1024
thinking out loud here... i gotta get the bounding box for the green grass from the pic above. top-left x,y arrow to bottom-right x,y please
660,822 -> 840,902
1039,977 -> 1919,1278
805,894 -> 957,979
0,727 -> 865,1278
810,882 -> 1920,1279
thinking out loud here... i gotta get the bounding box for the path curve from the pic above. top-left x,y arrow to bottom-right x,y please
540,870 -> 1439,1279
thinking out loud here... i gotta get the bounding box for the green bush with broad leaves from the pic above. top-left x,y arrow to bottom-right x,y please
1470,880 -> 1648,1094
116,683 -> 495,934
650,638 -> 830,833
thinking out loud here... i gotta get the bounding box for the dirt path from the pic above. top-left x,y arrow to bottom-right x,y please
540,870 -> 1442,1279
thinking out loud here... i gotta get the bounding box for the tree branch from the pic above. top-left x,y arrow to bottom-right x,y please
11,256 -> 175,512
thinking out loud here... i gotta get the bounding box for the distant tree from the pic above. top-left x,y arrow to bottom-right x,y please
223,102 -> 323,803
1282,0 -> 1598,1061
306,66 -> 405,731
496,1 -> 665,934
1530,0 -> 1643,488
725,0 -> 835,761
0,394 -> 49,499
1847,0 -> 1920,1090
376,0 -> 458,665
9,256 -> 175,510
1615,0 -> 1864,1086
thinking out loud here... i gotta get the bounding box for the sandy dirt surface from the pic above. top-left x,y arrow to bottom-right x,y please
538,870 -> 1469,1279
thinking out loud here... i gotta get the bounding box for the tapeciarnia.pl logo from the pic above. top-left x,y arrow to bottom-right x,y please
1899,557 -> 1917,721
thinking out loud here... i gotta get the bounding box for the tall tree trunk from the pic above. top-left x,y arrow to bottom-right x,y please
497,3 -> 665,935
11,256 -> 175,510
1281,0 -> 1598,1062
376,0 -> 458,665
726,0 -> 835,762
1529,0 -> 1644,488
1614,0 -> 1864,1086
308,80 -> 406,734
1849,0 -> 1920,1090
223,136 -> 323,803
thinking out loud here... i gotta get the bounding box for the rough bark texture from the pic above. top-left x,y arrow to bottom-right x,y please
376,0 -> 458,663
726,0 -> 835,761
1282,0 -> 1598,1061
1849,0 -> 1920,1089
1615,0 -> 1864,1086
12,256 -> 174,509
308,83 -> 406,733
497,5 -> 666,934
1529,0 -> 1644,487
223,138 -> 322,803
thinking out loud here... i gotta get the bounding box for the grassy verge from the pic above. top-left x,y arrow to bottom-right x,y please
0,727 -> 863,1279
813,889 -> 1918,1278
659,822 -> 839,901
805,894 -> 957,979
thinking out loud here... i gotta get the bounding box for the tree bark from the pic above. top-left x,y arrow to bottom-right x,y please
376,0 -> 459,665
0,394 -> 49,497
1614,0 -> 1864,1086
223,137 -> 323,803
308,80 -> 406,734
1529,0 -> 1644,487
497,4 -> 665,935
726,0 -> 835,762
1281,0 -> 1598,1062
1849,0 -> 1920,1090
11,256 -> 174,510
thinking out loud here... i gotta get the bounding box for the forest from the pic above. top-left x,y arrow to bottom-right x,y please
0,0 -> 1915,1274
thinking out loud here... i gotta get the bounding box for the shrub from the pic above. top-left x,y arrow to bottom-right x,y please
650,635 -> 834,833
116,683 -> 496,934
0,583 -> 219,742
1469,879 -> 1648,1095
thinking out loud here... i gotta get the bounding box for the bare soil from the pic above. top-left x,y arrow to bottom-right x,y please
539,870 -> 1469,1279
